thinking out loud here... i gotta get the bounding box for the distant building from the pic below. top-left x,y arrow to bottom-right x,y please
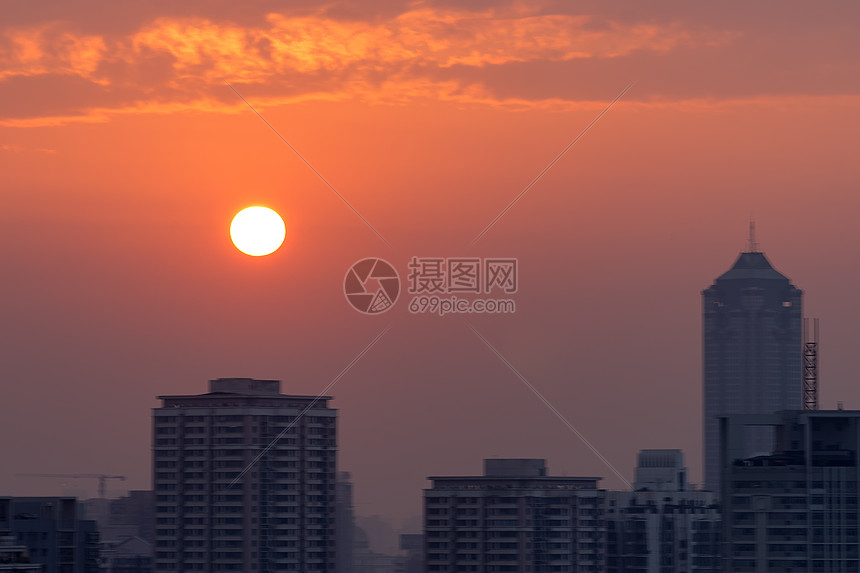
83,491 -> 154,567
98,536 -> 151,573
108,493 -> 153,545
703,242 -> 803,493
0,535 -> 41,572
337,473 -> 418,573
721,410 -> 860,572
335,472 -> 355,573
395,534 -> 422,573
633,450 -> 686,492
152,378 -> 337,572
0,497 -> 99,573
351,527 -> 397,573
424,459 -> 606,572
607,450 -> 720,572
355,515 -> 397,556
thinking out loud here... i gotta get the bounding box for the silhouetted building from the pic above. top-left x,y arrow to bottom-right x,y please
98,536 -> 151,573
0,535 -> 41,572
721,410 -> 860,572
395,534 -> 422,573
355,515 -> 397,556
152,378 -> 337,572
605,491 -> 721,573
351,527 -> 397,573
607,451 -> 720,572
633,450 -> 686,492
83,491 -> 153,563
108,493 -> 153,545
0,498 -> 99,573
424,459 -> 606,572
335,472 -> 354,573
703,243 -> 803,493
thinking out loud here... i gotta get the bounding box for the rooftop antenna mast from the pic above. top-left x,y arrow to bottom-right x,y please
748,220 -> 759,252
803,318 -> 819,410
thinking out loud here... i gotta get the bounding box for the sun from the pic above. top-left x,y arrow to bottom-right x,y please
230,206 -> 286,256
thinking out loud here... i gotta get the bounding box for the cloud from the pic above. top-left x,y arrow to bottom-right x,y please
0,142 -> 56,153
7,4 -> 850,127
128,8 -> 697,81
0,25 -> 108,83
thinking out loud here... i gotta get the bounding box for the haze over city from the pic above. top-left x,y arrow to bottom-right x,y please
2,0 -> 859,530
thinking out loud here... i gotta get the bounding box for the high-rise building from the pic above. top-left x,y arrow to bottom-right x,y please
606,450 -> 720,573
720,410 -> 860,573
152,378 -> 337,572
703,239 -> 803,493
424,459 -> 606,572
0,497 -> 100,573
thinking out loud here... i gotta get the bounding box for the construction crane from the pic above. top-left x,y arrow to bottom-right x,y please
16,474 -> 126,499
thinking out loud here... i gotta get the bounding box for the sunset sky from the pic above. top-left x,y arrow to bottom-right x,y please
2,1 -> 860,525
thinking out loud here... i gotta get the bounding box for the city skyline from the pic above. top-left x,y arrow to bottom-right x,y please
3,0 -> 860,527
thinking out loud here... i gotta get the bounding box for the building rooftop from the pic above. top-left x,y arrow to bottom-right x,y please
428,459 -> 601,490
209,378 -> 281,395
636,449 -> 683,468
484,458 -> 546,477
716,251 -> 789,282
156,378 -> 333,407
427,476 -> 601,488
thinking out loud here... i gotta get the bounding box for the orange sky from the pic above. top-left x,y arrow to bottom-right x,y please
2,0 -> 860,525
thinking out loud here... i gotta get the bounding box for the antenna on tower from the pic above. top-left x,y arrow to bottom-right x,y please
748,220 -> 759,252
803,318 -> 819,410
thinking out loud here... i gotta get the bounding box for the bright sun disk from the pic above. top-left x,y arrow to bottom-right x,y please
230,206 -> 286,256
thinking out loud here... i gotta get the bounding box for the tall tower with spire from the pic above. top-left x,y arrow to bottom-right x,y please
702,230 -> 803,493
